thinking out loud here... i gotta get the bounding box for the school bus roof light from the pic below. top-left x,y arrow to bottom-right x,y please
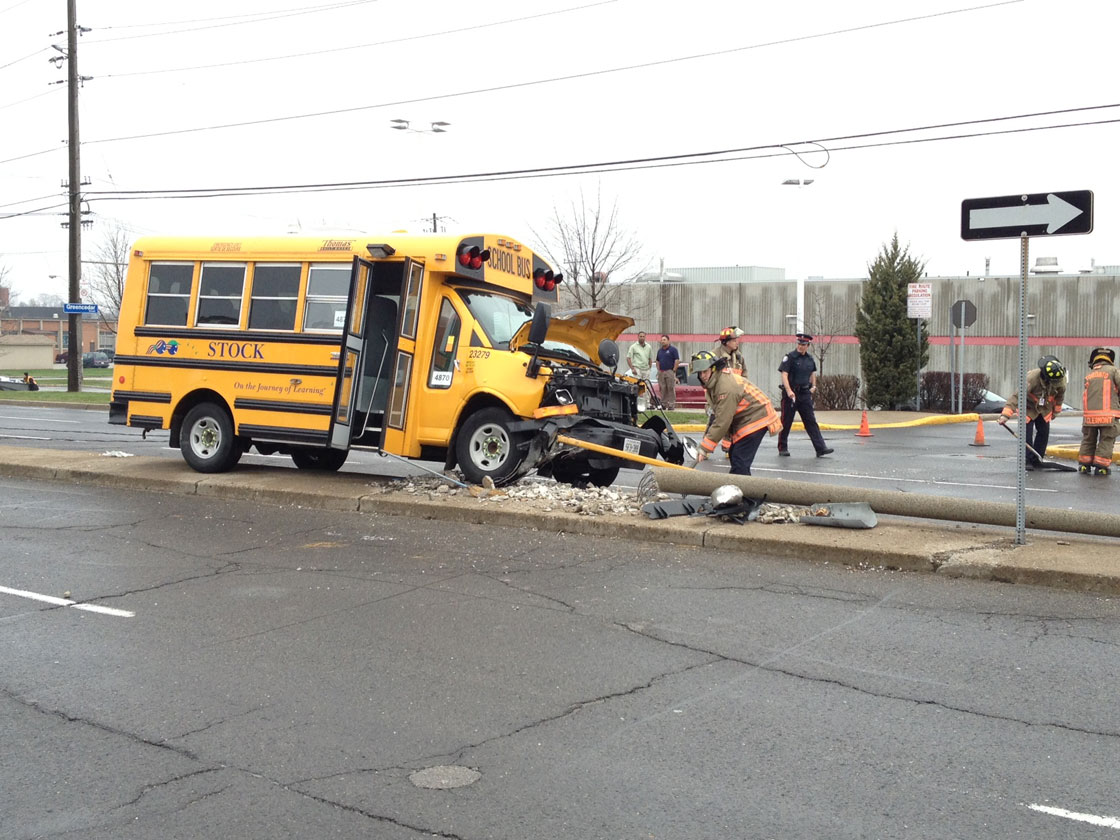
366,243 -> 397,258
533,268 -> 563,292
457,245 -> 490,270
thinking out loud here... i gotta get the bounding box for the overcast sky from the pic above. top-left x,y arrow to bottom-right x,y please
2,0 -> 1117,302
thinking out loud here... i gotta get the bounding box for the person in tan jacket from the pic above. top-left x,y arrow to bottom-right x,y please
692,351 -> 781,475
1078,347 -> 1120,476
998,355 -> 1067,469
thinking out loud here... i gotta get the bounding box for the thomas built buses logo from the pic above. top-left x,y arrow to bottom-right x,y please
147,339 -> 179,355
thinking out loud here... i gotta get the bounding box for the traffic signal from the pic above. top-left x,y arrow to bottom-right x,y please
457,245 -> 490,270
533,267 -> 563,292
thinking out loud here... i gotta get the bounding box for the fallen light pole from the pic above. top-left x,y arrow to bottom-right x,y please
651,468 -> 1120,540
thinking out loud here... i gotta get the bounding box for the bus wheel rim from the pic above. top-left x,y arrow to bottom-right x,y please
191,418 -> 221,456
470,423 -> 509,469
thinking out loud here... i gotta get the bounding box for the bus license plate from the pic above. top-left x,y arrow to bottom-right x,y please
623,438 -> 641,455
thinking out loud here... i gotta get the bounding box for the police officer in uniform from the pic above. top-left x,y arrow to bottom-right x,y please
777,333 -> 833,457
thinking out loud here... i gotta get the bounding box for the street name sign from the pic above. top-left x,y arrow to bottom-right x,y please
961,190 -> 1093,241
63,302 -> 98,314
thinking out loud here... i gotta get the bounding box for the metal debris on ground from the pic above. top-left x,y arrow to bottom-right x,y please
754,503 -> 812,524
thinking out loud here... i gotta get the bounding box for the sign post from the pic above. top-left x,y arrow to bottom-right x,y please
961,190 -> 1094,545
907,283 -> 931,410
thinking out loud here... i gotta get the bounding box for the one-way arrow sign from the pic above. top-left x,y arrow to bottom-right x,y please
961,190 -> 1093,240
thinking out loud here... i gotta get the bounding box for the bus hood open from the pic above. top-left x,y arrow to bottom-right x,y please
509,308 -> 635,365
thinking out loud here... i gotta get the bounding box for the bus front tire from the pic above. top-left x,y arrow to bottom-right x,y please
291,449 -> 349,471
455,407 -> 524,486
180,402 -> 239,473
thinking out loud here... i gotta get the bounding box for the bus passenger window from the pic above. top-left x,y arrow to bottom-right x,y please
197,263 -> 246,326
248,264 -> 300,330
144,262 -> 194,326
303,263 -> 350,332
428,298 -> 460,389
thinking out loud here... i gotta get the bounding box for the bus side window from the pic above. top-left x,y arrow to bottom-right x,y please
144,262 -> 194,326
428,298 -> 461,389
248,263 -> 300,330
303,263 -> 349,332
197,263 -> 246,327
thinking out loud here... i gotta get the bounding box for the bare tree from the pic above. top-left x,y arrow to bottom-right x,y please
0,263 -> 13,320
87,225 -> 130,329
531,187 -> 649,310
805,288 -> 855,376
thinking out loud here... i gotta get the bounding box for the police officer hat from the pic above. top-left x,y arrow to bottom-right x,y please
795,333 -> 813,343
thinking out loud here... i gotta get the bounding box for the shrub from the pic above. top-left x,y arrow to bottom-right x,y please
919,371 -> 990,412
816,374 -> 860,410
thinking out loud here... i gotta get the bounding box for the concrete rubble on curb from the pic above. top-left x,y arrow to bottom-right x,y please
2,443 -> 1120,596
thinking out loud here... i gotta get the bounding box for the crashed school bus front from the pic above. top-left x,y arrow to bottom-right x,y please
109,232 -> 687,485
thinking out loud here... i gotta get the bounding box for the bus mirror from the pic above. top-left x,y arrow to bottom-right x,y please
528,303 -> 550,345
598,339 -> 619,371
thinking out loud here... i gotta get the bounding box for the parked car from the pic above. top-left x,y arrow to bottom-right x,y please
55,352 -> 68,364
82,351 -> 110,368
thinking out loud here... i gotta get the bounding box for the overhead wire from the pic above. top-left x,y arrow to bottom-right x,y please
82,0 -> 380,41
97,1 -> 619,79
77,108 -> 1120,201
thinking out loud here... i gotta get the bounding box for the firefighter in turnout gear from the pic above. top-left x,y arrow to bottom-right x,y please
998,355 -> 1067,470
708,327 -> 747,454
692,350 -> 781,476
1078,347 -> 1120,476
714,327 -> 746,376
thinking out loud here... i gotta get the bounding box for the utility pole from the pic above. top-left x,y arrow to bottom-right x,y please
65,0 -> 84,392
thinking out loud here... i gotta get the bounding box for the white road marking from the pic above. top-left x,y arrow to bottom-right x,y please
0,585 -> 134,618
0,415 -> 79,423
0,433 -> 51,440
1028,803 -> 1120,829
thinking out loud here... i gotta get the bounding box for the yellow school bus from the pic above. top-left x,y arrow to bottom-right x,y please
109,232 -> 686,485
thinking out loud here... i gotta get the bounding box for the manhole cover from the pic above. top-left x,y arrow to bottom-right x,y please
409,765 -> 481,789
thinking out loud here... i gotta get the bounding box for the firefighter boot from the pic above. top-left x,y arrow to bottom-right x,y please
1079,464 -> 1092,475
1096,465 -> 1111,477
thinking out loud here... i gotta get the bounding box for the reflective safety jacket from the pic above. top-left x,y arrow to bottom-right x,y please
713,343 -> 746,377
1001,368 -> 1066,423
700,369 -> 781,454
1082,362 -> 1120,426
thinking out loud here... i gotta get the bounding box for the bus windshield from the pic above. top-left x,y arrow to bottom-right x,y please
459,290 -> 533,349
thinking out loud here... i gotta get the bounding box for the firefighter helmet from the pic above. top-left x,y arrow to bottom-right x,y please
718,327 -> 738,342
1037,355 -> 1066,381
690,350 -> 727,374
1090,347 -> 1116,366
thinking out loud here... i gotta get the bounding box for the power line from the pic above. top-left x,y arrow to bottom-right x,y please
83,0 -> 379,41
0,0 -> 1023,164
75,109 -> 1120,202
56,1 -> 1035,149
96,2 -> 618,79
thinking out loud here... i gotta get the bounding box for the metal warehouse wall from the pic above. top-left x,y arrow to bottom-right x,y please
559,274 -> 1120,404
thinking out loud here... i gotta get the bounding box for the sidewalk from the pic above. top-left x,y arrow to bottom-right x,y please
2,443 -> 1119,596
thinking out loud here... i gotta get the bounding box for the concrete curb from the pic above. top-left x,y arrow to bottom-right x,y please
3,444 -> 1119,596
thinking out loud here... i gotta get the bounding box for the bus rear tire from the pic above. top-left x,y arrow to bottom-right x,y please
291,449 -> 349,471
455,407 -> 524,486
180,402 -> 239,473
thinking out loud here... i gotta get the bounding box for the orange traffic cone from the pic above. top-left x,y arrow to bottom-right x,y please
855,410 -> 873,437
968,416 -> 988,447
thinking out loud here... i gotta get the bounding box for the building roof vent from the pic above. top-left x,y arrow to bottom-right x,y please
1031,256 -> 1061,274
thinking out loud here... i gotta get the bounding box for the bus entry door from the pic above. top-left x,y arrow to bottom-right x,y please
329,256 -> 374,449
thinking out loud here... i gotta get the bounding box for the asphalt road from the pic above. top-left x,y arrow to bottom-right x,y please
0,403 -> 1106,516
2,476 -> 1119,839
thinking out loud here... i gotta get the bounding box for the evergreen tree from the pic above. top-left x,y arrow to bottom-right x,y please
855,234 -> 929,409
